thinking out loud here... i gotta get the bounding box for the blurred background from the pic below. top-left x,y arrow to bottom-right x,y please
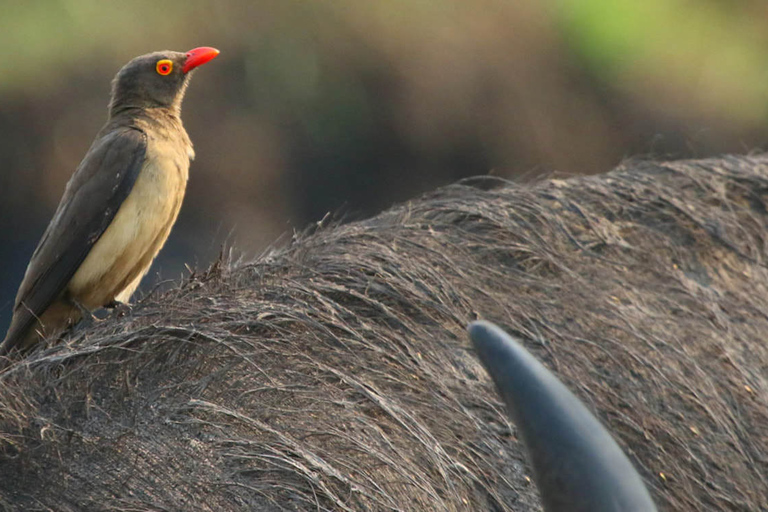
1,0 -> 768,333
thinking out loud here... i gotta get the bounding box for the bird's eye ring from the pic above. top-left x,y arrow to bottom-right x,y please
156,60 -> 173,76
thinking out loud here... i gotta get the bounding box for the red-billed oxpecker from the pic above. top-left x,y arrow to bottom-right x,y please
1,47 -> 220,356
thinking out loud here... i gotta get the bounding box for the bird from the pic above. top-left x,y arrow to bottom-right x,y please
0,47 -> 220,356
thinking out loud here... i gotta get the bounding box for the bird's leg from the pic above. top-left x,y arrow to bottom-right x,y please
104,299 -> 132,318
71,299 -> 97,329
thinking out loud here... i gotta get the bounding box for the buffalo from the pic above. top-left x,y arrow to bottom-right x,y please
1,156 -> 766,510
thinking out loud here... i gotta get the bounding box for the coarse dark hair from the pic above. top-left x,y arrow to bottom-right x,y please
0,155 -> 766,511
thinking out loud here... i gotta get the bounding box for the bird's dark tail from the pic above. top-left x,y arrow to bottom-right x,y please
0,314 -> 35,358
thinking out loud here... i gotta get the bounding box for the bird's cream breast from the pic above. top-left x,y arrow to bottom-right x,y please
67,139 -> 189,308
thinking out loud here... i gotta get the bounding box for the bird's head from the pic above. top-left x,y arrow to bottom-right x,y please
109,47 -> 220,116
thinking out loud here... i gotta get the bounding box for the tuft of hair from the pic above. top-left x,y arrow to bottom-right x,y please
1,156 -> 767,510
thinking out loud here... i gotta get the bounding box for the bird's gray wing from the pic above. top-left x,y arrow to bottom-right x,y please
4,126 -> 147,348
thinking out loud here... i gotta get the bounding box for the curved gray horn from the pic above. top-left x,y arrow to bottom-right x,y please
468,321 -> 657,512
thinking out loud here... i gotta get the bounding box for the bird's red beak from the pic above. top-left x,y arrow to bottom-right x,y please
182,47 -> 220,74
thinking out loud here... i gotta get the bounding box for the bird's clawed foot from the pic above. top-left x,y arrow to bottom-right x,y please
71,300 -> 98,330
105,300 -> 132,318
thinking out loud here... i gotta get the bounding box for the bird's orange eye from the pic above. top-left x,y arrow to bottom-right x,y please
156,60 -> 173,76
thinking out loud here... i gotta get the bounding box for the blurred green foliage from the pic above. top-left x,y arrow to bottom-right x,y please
558,0 -> 768,122
1,1 -> 190,92
3,0 -> 766,124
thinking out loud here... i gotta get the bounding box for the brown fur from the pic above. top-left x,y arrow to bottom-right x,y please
0,156 -> 766,511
